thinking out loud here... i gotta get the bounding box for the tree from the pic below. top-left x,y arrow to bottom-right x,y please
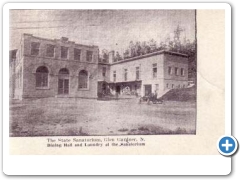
141,41 -> 149,55
123,49 -> 130,59
159,41 -> 167,50
149,39 -> 157,52
135,41 -> 142,56
115,51 -> 123,61
102,49 -> 108,62
129,41 -> 136,57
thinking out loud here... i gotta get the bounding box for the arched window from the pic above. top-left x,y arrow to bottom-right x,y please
59,68 -> 69,75
79,70 -> 88,89
36,66 -> 49,87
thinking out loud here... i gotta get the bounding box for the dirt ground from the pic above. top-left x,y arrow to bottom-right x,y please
9,98 -> 196,136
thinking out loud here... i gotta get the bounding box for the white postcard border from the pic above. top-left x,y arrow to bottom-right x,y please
3,2 -> 231,175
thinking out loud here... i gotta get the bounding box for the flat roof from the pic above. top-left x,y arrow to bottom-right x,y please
23,33 -> 99,49
111,50 -> 188,65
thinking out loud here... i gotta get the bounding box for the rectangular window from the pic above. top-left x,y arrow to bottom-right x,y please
172,84 -> 174,89
166,84 -> 169,88
153,63 -> 157,78
61,46 -> 68,59
124,69 -> 128,81
136,67 -> 140,80
155,84 -> 159,92
15,72 -> 19,88
78,72 -> 88,89
102,67 -> 106,77
86,51 -> 93,62
113,71 -> 116,82
168,67 -> 172,75
175,67 -> 179,76
74,48 -> 81,61
46,44 -> 55,57
31,42 -> 40,56
19,68 -> 22,88
181,68 -> 185,76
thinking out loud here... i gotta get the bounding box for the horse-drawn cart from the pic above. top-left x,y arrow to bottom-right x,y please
139,93 -> 164,104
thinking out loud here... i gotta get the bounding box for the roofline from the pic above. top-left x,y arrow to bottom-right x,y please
98,62 -> 110,65
111,50 -> 188,65
22,33 -> 99,49
10,49 -> 18,52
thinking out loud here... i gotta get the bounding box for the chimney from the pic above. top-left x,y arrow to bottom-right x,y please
61,37 -> 69,42
108,51 -> 115,64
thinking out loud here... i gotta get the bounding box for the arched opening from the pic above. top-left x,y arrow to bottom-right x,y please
58,68 -> 69,94
78,70 -> 88,89
59,68 -> 69,75
36,66 -> 49,88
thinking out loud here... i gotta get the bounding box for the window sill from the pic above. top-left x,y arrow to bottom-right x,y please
78,88 -> 89,91
36,87 -> 50,90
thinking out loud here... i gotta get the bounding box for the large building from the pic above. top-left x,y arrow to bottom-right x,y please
10,34 -> 99,99
98,50 -> 188,98
10,34 -> 189,100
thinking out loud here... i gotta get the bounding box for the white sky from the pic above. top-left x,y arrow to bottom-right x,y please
10,10 -> 196,54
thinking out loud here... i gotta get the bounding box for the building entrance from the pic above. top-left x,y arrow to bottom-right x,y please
116,85 -> 121,94
58,68 -> 69,95
58,79 -> 69,94
144,85 -> 152,96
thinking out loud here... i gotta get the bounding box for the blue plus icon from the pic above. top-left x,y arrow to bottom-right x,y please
217,136 -> 238,156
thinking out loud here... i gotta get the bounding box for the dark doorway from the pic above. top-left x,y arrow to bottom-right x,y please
144,85 -> 152,96
58,79 -> 69,94
58,68 -> 69,95
116,85 -> 121,94
102,83 -> 106,94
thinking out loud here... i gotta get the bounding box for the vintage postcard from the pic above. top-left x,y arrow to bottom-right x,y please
9,9 -> 196,136
3,2 -> 231,175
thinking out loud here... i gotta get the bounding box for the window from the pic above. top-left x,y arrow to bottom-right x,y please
59,68 -> 69,75
124,69 -> 128,81
168,67 -> 172,75
181,68 -> 185,76
79,70 -> 88,89
175,67 -> 179,76
15,72 -> 19,88
102,67 -> 106,77
36,66 -> 48,88
172,84 -> 174,89
19,67 -> 22,88
61,46 -> 68,59
86,51 -> 93,62
58,68 -> 69,94
166,84 -> 169,88
155,84 -> 159,92
136,67 -> 140,80
74,48 -> 81,61
153,63 -> 157,78
31,42 -> 40,56
113,71 -> 116,82
46,44 -> 55,57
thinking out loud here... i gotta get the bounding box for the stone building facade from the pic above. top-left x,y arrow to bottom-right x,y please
10,34 -> 99,99
10,34 -> 189,99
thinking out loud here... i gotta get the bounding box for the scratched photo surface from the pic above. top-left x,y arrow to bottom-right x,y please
9,10 -> 196,137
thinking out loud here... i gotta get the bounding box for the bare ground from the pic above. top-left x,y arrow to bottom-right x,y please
9,98 -> 196,136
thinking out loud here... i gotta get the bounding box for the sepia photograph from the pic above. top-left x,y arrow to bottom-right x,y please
9,9 -> 197,137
